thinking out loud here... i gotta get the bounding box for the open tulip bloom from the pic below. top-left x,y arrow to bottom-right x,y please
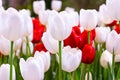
0,0 -> 120,80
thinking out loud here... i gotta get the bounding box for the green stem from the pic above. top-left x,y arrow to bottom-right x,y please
10,41 -> 14,80
112,50 -> 115,80
26,37 -> 31,58
58,41 -> 62,80
88,31 -> 91,44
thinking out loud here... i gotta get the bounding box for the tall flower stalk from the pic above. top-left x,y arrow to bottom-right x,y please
10,41 -> 14,80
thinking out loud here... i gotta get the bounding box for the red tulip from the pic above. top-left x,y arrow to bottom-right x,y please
82,44 -> 95,64
64,26 -> 81,48
34,43 -> 47,53
106,20 -> 117,27
32,18 -> 45,43
114,24 -> 120,34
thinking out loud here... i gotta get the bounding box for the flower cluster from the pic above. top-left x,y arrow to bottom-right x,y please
0,0 -> 120,80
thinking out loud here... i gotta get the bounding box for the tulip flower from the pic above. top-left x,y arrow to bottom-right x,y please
0,64 -> 16,80
106,30 -> 119,54
0,7 -> 24,41
85,72 -> 92,80
114,24 -> 120,34
13,38 -> 22,51
47,11 -> 73,41
33,0 -> 46,14
51,0 -> 62,11
95,27 -> 110,43
0,35 -> 10,55
100,50 -> 112,68
34,43 -> 47,53
34,51 -> 50,72
65,7 -> 75,13
32,18 -> 45,43
82,44 -> 95,64
22,41 -> 33,55
42,31 -> 59,54
56,46 -> 82,72
80,9 -> 98,31
19,9 -> 33,37
20,57 -> 44,80
115,54 -> 120,62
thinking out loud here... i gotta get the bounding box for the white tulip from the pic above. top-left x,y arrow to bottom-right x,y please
80,9 -> 98,31
51,0 -> 62,11
114,36 -> 120,55
56,46 -> 82,72
65,7 -> 75,13
100,50 -> 112,68
106,30 -> 120,54
34,51 -> 51,72
42,31 -> 59,54
0,0 -> 2,7
20,57 -> 44,80
115,54 -> 120,62
33,0 -> 46,14
47,11 -> 73,41
19,9 -> 33,37
0,7 -> 24,41
0,35 -> 10,55
14,38 -> 22,51
22,41 -> 33,55
106,0 -> 120,20
95,27 -> 110,43
85,72 -> 92,80
0,64 -> 16,80
99,4 -> 114,24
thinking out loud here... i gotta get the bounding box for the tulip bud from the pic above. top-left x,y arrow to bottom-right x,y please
95,27 -> 110,43
85,72 -> 92,80
51,0 -> 62,11
33,0 -> 46,14
56,46 -> 82,72
0,64 -> 16,80
100,50 -> 112,68
82,44 -> 95,64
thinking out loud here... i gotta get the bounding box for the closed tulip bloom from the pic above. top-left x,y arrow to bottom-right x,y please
19,9 -> 33,37
51,0 -> 62,11
0,35 -> 10,55
115,54 -> 120,62
85,72 -> 92,80
13,38 -> 22,51
0,7 -> 24,41
106,30 -> 119,54
42,31 -> 59,54
47,11 -> 73,41
95,27 -> 110,43
82,44 -> 95,64
56,46 -> 82,72
33,0 -> 45,14
22,42 -> 33,55
0,64 -> 16,80
100,50 -> 112,68
80,9 -> 98,31
34,51 -> 50,72
20,57 -> 44,80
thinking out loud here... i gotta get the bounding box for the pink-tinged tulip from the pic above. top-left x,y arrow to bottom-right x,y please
80,9 -> 98,31
42,31 -> 59,54
22,42 -> 33,55
47,11 -> 73,41
33,0 -> 45,14
0,36 -> 10,55
82,44 -> 95,64
56,46 -> 82,72
100,50 -> 112,68
95,27 -> 110,43
19,9 -> 33,37
20,57 -> 44,80
115,54 -> 120,62
99,4 -> 114,24
51,0 -> 62,11
85,72 -> 92,80
0,64 -> 16,80
0,7 -> 24,41
34,51 -> 50,72
106,30 -> 119,54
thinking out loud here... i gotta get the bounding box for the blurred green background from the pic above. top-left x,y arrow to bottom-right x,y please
2,0 -> 106,16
